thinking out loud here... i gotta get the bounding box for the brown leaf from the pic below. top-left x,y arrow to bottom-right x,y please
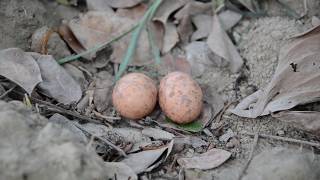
207,14 -> 243,73
177,148 -> 231,170
232,25 -> 320,118
100,0 -> 143,8
273,111 -> 320,136
0,48 -> 42,94
58,24 -> 89,59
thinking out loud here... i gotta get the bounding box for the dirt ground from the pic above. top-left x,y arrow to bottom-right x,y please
1,0 -> 320,180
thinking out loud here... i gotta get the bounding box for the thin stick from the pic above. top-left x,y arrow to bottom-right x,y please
93,110 -> 121,120
0,85 -> 16,99
238,132 -> 259,180
242,132 -> 320,148
75,124 -> 127,157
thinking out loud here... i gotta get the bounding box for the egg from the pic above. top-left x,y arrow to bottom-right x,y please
159,71 -> 203,124
112,73 -> 157,119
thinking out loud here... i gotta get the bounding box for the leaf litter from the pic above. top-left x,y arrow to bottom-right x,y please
3,0 -> 320,179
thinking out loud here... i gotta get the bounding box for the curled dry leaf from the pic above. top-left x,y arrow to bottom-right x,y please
162,22 -> 179,53
31,26 -> 71,60
153,0 -> 186,25
207,15 -> 243,73
231,25 -> 320,118
0,48 -> 42,94
58,24 -> 88,59
121,140 -> 174,174
177,148 -> 231,170
33,54 -> 82,105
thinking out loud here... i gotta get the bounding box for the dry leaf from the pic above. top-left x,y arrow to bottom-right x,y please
63,64 -> 88,91
34,54 -> 82,105
177,15 -> 193,44
121,140 -> 173,173
153,0 -> 186,25
58,24 -> 89,59
99,0 -> 143,8
158,53 -> 191,75
93,71 -> 113,112
177,148 -> 231,170
162,22 -> 179,53
185,41 -> 215,77
207,14 -> 243,73
116,3 -> 147,20
104,162 -> 137,180
312,16 -> 320,27
142,128 -> 175,140
273,111 -> 320,136
86,0 -> 114,12
232,25 -> 320,118
0,48 -> 42,94
191,14 -> 212,41
174,1 -> 211,20
218,10 -> 242,31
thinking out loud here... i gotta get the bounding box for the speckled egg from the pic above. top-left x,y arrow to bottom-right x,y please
159,71 -> 203,124
112,73 -> 157,119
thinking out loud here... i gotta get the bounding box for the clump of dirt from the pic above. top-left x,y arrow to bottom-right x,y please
0,0 -> 49,50
239,17 -> 305,88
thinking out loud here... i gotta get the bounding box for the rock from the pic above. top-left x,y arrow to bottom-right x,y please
0,100 -> 111,180
243,148 -> 320,180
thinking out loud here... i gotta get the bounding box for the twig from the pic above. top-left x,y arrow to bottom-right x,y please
18,94 -> 103,124
238,132 -> 259,180
0,85 -> 16,99
93,110 -> 121,120
75,124 -> 127,157
242,132 -> 320,148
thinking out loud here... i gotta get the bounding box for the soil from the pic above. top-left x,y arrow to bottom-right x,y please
1,0 -> 320,180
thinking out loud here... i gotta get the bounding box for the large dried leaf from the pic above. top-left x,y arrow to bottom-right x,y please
121,140 -> 173,174
142,127 -> 174,140
218,10 -> 242,31
207,15 -> 243,73
100,0 -> 143,8
177,148 -> 231,170
232,25 -> 320,118
34,54 -> 82,104
0,48 -> 42,94
273,111 -> 320,136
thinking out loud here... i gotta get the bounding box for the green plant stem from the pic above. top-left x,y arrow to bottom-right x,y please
115,0 -> 163,81
57,25 -> 138,65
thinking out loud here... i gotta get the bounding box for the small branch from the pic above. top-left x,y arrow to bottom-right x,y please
75,124 -> 127,157
238,132 -> 259,180
0,85 -> 16,99
242,132 -> 320,148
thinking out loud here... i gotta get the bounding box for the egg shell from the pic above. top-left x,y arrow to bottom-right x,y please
159,71 -> 203,124
112,73 -> 157,119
